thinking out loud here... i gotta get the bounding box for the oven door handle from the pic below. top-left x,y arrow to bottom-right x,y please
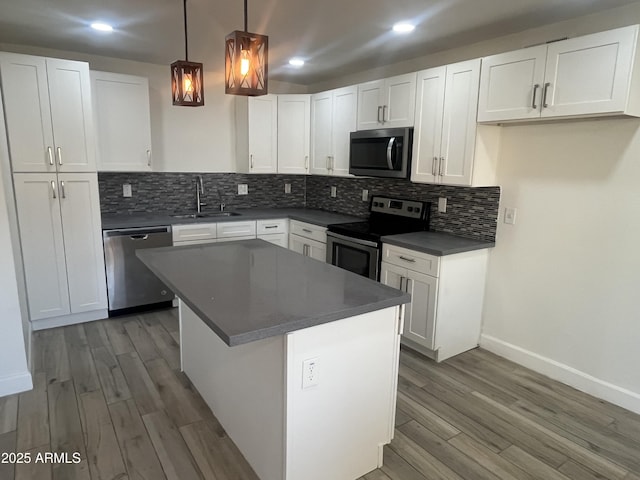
327,231 -> 379,249
386,137 -> 396,170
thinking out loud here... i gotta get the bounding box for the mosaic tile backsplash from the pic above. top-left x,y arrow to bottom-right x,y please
99,172 -> 500,242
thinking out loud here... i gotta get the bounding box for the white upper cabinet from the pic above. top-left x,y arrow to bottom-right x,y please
412,59 -> 500,187
357,73 -> 416,130
478,25 -> 640,123
0,53 -> 95,173
277,95 -> 310,174
236,95 -> 278,173
310,86 -> 357,176
91,71 -> 153,171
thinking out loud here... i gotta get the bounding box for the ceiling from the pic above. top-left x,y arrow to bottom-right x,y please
0,0 -> 637,85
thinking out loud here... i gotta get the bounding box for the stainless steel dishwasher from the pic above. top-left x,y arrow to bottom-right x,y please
103,226 -> 173,312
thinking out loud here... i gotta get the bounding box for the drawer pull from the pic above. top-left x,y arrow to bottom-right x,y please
264,225 -> 278,229
302,228 -> 312,233
398,255 -> 416,263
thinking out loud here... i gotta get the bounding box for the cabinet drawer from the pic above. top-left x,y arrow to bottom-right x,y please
173,238 -> 217,246
216,235 -> 256,243
217,221 -> 257,238
290,220 -> 326,243
258,233 -> 288,248
382,244 -> 440,277
257,219 -> 288,235
172,223 -> 217,243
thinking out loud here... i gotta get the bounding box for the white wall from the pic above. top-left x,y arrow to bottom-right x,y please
0,43 -> 306,173
316,2 -> 640,412
0,100 -> 32,396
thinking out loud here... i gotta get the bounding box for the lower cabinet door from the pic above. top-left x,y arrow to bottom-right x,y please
58,173 -> 107,314
289,233 -> 326,261
380,261 -> 405,291
258,233 -> 288,248
404,270 -> 438,350
13,173 -> 71,320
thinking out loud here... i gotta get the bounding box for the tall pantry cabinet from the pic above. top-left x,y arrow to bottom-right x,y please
0,52 -> 107,329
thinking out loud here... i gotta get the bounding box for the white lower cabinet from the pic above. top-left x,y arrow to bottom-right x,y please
380,243 -> 488,362
13,173 -> 107,323
257,219 -> 289,248
289,220 -> 327,262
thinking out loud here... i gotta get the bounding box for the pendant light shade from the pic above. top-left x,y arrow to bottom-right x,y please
172,0 -> 204,106
225,0 -> 268,96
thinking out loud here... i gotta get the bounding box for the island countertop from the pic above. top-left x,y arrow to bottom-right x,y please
137,240 -> 410,346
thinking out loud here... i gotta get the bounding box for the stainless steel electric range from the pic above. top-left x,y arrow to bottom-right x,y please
326,196 -> 430,280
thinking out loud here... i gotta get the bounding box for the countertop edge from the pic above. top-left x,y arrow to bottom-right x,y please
381,235 -> 495,256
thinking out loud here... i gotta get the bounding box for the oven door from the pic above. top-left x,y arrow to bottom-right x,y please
326,232 -> 380,280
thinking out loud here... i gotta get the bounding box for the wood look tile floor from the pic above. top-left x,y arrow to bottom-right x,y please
0,309 -> 639,480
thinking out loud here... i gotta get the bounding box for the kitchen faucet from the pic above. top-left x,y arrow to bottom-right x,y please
218,188 -> 226,212
196,175 -> 206,213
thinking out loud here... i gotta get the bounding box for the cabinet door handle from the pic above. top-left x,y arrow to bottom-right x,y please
50,181 -> 57,199
382,105 -> 387,123
399,255 -> 416,263
531,84 -> 540,109
439,157 -> 444,176
405,278 -> 412,293
305,155 -> 309,170
303,244 -> 309,256
329,156 -> 334,171
377,106 -> 382,123
47,147 -> 54,166
432,157 -> 438,176
56,147 -> 63,166
146,149 -> 152,167
250,154 -> 254,169
542,82 -> 551,108
399,276 -> 405,291
60,181 -> 66,199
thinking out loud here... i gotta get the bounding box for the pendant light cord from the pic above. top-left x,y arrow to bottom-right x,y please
244,0 -> 248,32
183,0 -> 189,60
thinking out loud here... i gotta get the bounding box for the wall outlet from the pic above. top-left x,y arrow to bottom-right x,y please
330,186 -> 337,198
504,207 -> 517,225
438,197 -> 447,213
284,183 -> 292,194
122,184 -> 132,198
302,357 -> 319,389
362,189 -> 369,201
237,184 -> 248,195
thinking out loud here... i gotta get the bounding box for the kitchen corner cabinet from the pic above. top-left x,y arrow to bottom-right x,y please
310,86 -> 357,176
357,73 -> 416,130
478,25 -> 640,123
0,52 -> 96,173
13,173 -> 107,323
91,71 -> 153,171
235,95 -> 278,173
411,59 -> 501,186
380,244 -> 488,362
277,95 -> 310,174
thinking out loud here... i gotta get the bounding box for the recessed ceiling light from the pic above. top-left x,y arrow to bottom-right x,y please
91,22 -> 114,32
392,23 -> 415,34
289,58 -> 305,67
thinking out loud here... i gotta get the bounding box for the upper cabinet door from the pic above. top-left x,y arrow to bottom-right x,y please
477,45 -> 547,122
277,95 -> 310,175
58,173 -> 107,314
46,59 -> 96,172
0,53 -> 55,173
248,95 -> 278,173
411,66 -> 446,184
357,79 -> 385,130
310,91 -> 333,175
440,59 -> 481,186
542,26 -> 638,118
91,71 -> 152,171
331,86 -> 357,176
13,173 -> 71,320
382,72 -> 417,128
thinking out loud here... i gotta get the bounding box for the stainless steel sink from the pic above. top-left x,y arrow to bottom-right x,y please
172,212 -> 240,219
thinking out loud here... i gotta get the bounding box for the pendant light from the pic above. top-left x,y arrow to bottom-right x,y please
171,0 -> 204,106
225,0 -> 268,96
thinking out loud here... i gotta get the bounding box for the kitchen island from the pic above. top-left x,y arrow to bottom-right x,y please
138,240 -> 410,480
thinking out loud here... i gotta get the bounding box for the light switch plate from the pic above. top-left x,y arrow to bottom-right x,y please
238,184 -> 248,195
438,197 -> 447,213
122,184 -> 132,198
330,186 -> 337,198
284,183 -> 292,194
504,207 -> 517,224
362,189 -> 369,201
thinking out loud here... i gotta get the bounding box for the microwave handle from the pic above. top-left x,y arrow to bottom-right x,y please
386,137 -> 396,170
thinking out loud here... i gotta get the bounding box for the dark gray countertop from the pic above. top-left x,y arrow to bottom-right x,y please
381,231 -> 495,256
101,208 -> 361,230
137,240 -> 410,346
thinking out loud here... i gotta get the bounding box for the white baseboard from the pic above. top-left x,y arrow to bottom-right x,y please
31,309 -> 108,331
0,371 -> 32,397
480,334 -> 640,415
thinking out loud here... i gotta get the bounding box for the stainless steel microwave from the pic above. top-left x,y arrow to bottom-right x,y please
349,127 -> 413,179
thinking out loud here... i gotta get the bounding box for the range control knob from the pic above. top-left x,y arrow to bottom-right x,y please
407,207 -> 414,212
414,207 -> 421,213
